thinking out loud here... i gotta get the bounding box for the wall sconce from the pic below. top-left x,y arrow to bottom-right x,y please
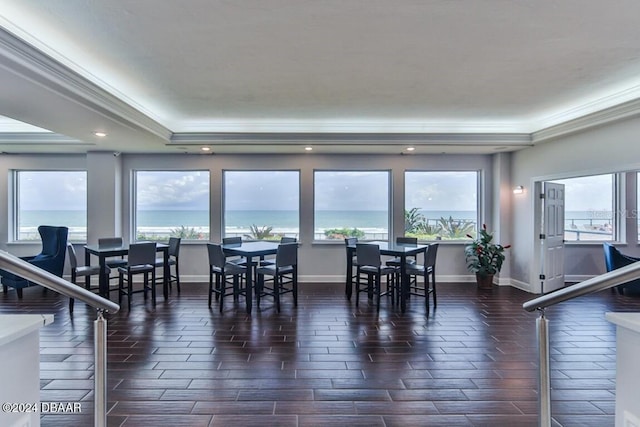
513,185 -> 524,194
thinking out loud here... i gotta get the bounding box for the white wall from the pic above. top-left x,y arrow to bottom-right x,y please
0,152 -> 495,284
511,116 -> 640,292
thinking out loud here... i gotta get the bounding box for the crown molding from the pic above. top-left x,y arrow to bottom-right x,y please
0,27 -> 172,141
170,132 -> 532,146
0,132 -> 88,145
531,90 -> 640,143
175,120 -> 528,134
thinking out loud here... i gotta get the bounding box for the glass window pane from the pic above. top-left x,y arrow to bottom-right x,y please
16,171 -> 87,241
551,174 -> 613,242
224,171 -> 300,240
314,171 -> 389,241
135,171 -> 210,241
404,171 -> 478,241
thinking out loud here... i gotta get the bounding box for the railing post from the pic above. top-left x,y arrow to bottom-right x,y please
94,310 -> 108,427
537,309 -> 551,427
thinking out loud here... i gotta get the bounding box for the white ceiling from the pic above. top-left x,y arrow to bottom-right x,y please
1,0 -> 640,154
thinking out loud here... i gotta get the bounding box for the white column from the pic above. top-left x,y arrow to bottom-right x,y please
86,152 -> 122,244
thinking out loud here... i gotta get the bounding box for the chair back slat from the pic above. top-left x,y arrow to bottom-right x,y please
207,243 -> 226,269
425,243 -> 439,267
344,237 -> 357,246
99,237 -> 123,249
128,242 -> 156,266
280,237 -> 297,243
396,236 -> 418,245
67,243 -> 78,269
276,242 -> 298,267
168,237 -> 181,257
356,243 -> 381,267
222,236 -> 242,245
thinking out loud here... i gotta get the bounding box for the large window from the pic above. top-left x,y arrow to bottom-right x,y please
405,171 -> 478,240
135,171 -> 210,241
224,171 -> 300,240
551,174 -> 614,242
15,170 -> 87,241
314,171 -> 390,240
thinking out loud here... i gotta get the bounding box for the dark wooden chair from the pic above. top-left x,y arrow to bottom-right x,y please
256,242 -> 299,312
118,242 -> 157,310
355,243 -> 396,312
207,243 -> 248,312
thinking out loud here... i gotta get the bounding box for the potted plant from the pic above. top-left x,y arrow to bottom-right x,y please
465,224 -> 510,289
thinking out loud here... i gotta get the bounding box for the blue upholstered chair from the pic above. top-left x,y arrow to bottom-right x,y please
603,242 -> 640,296
0,225 -> 69,298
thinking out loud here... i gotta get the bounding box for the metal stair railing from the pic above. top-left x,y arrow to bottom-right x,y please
0,250 -> 119,427
523,261 -> 640,427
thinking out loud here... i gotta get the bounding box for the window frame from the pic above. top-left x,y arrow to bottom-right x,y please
403,170 -> 481,243
221,169 -> 301,241
312,169 -> 392,242
132,169 -> 211,242
12,169 -> 88,242
550,173 -> 618,244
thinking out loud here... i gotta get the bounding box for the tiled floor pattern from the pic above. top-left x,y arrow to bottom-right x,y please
2,282 -> 638,426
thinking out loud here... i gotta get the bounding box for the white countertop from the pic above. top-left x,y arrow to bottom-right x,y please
605,312 -> 640,334
0,314 -> 54,347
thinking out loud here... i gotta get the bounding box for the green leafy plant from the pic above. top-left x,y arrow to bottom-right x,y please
137,232 -> 163,241
170,225 -> 203,239
246,224 -> 274,240
438,216 -> 476,239
324,227 -> 365,239
464,224 -> 510,276
404,208 -> 426,233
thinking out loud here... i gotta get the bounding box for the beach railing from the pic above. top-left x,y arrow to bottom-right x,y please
564,228 -> 612,241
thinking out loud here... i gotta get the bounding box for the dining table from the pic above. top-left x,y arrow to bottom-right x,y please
84,242 -> 170,300
345,240 -> 429,312
221,240 -> 280,314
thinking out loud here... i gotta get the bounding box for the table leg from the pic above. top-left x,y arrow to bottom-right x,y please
98,255 -> 108,298
245,256 -> 253,314
345,247 -> 353,300
400,255 -> 407,313
163,248 -> 169,300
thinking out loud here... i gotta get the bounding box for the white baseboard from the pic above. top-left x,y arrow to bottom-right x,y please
565,275 -> 595,283
68,274 -> 541,293
510,278 -> 533,293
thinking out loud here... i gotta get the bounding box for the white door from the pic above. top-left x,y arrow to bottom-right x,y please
541,182 -> 565,293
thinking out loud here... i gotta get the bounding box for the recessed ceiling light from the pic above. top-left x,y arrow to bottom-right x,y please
304,146 -> 313,151
405,147 -> 415,152
201,146 -> 211,152
94,131 -> 107,137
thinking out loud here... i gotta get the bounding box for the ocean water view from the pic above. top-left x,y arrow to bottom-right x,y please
18,209 -> 474,240
18,209 -> 619,241
19,209 -> 477,230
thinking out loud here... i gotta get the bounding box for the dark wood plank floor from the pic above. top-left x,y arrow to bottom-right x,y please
2,282 -> 638,426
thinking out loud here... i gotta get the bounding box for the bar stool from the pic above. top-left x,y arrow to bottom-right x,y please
207,243 -> 248,312
355,243 -> 396,312
405,243 -> 439,315
344,237 -> 358,300
118,242 -> 157,310
155,237 -> 181,293
67,243 -> 110,314
255,242 -> 298,312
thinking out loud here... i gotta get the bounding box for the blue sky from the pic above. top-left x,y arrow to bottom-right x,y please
20,170 -> 614,213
